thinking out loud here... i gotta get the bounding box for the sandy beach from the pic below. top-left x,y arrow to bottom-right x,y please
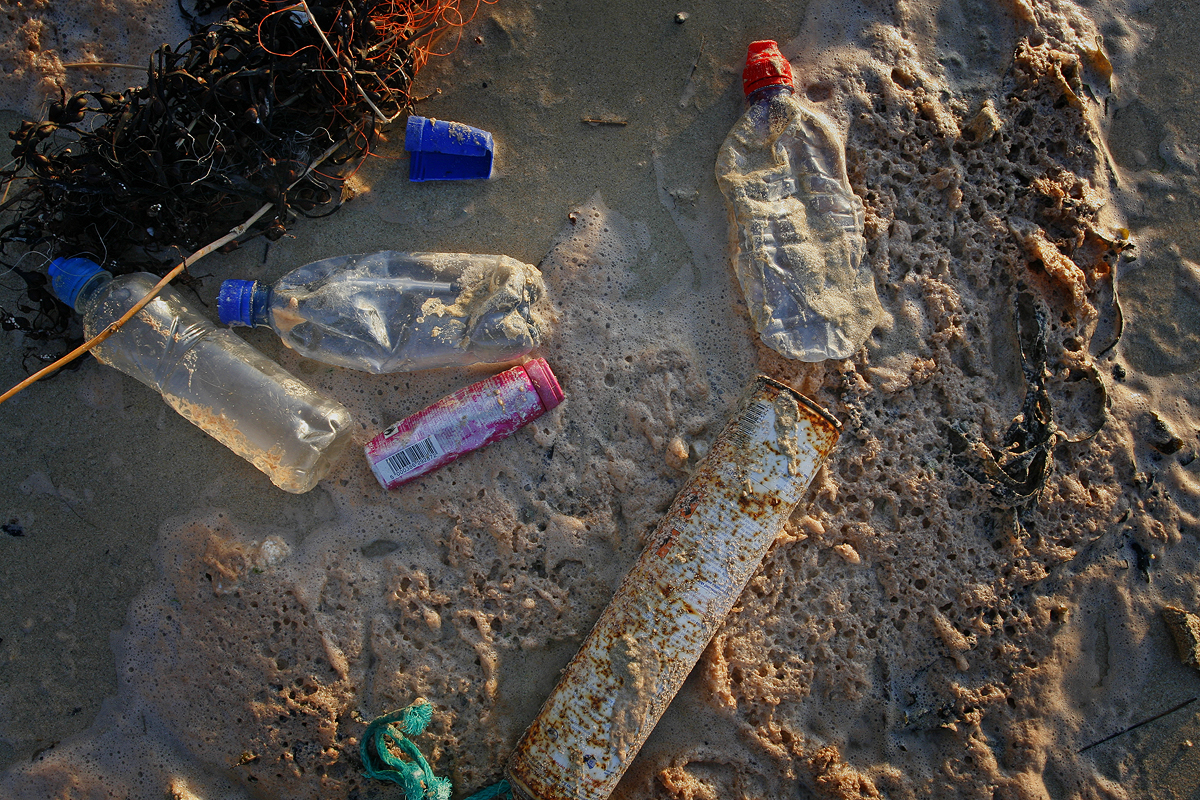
2,0 -> 1200,798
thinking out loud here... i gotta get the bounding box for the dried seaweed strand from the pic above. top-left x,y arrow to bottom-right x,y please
296,0 -> 403,123
1,0 -> 495,379
2,0 -> 496,268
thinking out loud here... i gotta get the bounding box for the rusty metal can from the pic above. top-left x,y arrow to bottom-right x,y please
506,376 -> 841,800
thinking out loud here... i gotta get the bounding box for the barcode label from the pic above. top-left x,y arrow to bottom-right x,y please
732,400 -> 770,445
380,436 -> 444,482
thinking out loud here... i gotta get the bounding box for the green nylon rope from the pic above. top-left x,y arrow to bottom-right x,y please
361,699 -> 511,800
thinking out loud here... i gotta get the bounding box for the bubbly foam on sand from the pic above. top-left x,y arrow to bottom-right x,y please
0,194 -> 757,798
3,0 -> 1200,799
0,0 -> 189,117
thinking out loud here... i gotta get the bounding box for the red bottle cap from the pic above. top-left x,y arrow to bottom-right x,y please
521,357 -> 564,411
742,40 -> 793,96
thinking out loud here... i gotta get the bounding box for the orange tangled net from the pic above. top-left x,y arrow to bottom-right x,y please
1,0 -> 495,273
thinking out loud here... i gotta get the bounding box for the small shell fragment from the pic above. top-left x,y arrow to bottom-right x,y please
833,542 -> 861,564
664,436 -> 688,470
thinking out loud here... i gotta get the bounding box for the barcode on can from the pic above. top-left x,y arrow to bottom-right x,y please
379,436 -> 444,483
732,400 -> 770,445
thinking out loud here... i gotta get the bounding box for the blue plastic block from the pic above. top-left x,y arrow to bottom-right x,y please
405,115 -> 494,181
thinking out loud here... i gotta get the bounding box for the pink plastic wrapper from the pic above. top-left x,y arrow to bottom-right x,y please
365,358 -> 564,489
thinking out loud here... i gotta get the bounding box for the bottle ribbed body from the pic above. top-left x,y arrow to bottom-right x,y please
83,273 -> 353,493
506,378 -> 840,800
715,85 -> 883,362
254,251 -> 546,373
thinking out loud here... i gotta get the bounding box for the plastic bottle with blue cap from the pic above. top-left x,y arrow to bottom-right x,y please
218,250 -> 546,374
715,40 -> 884,362
48,257 -> 354,494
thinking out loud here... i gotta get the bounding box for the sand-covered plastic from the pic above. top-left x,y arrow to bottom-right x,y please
405,115 -> 495,181
219,251 -> 546,374
7,2 -> 1200,799
716,41 -> 884,362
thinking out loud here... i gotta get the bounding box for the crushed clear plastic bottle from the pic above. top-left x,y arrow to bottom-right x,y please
715,40 -> 883,362
49,257 -> 354,494
218,251 -> 547,374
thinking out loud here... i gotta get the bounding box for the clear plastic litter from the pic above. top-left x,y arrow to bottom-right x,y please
715,40 -> 883,362
219,251 -> 547,374
49,257 -> 354,494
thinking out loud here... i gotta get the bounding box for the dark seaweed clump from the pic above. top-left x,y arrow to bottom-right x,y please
0,0 -> 479,345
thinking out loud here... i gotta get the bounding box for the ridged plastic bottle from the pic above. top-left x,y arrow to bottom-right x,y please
715,40 -> 883,362
218,251 -> 546,374
49,257 -> 354,494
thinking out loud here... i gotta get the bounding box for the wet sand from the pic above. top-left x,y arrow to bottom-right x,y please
1,0 -> 1199,798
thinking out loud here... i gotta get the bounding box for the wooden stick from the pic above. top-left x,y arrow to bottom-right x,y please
687,34 -> 706,83
0,205 -> 267,406
0,139 -> 345,406
62,62 -> 144,70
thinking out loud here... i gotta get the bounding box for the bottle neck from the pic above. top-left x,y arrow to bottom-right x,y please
248,283 -> 274,327
73,271 -> 113,313
747,83 -> 794,106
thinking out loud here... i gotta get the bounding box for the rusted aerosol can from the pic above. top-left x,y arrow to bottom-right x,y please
506,376 -> 841,800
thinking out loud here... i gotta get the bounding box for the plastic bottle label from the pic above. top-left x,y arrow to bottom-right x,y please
365,359 -> 561,490
376,435 -> 446,484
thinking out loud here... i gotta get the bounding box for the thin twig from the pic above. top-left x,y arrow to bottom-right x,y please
410,87 -> 441,104
363,19 -> 438,57
687,34 -> 706,83
0,139 -> 346,406
1078,697 -> 1197,753
62,62 -> 144,70
0,210 -> 265,405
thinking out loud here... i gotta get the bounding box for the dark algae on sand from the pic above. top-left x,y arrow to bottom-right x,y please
0,0 -> 490,345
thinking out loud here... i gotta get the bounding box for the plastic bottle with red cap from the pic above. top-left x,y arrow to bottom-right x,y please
365,358 -> 564,489
715,40 -> 883,362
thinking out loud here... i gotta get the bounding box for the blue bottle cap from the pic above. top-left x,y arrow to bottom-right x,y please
48,256 -> 105,310
218,279 -> 272,327
405,115 -> 494,181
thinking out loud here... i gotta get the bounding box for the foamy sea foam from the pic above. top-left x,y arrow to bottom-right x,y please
2,0 -> 1200,798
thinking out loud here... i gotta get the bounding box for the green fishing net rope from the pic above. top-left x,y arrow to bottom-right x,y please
361,699 -> 511,800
